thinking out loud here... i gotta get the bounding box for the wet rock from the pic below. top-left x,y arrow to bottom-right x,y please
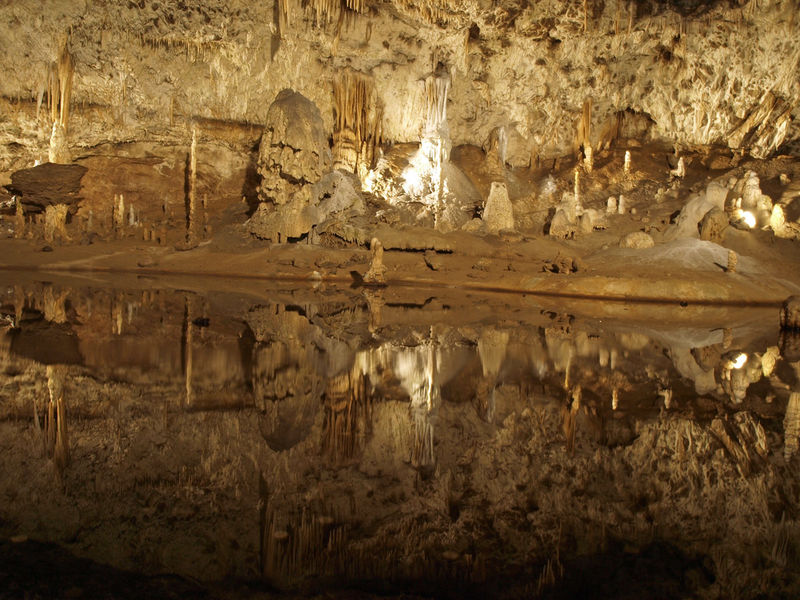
698,206 -> 728,244
619,231 -> 655,249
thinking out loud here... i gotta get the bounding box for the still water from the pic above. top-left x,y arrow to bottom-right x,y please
1,275 -> 798,598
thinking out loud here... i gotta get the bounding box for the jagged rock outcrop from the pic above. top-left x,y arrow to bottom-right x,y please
5,163 -> 87,213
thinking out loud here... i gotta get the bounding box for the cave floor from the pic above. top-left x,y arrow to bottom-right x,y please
0,221 -> 797,309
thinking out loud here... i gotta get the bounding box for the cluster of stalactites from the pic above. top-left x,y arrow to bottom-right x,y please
393,0 -> 449,25
43,39 -> 74,129
332,69 -> 383,175
291,0 -> 369,28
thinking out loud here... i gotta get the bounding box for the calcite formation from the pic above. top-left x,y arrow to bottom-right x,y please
249,90 -> 334,241
256,89 -> 332,207
482,181 -> 514,233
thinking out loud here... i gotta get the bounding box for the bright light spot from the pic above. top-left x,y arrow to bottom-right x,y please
363,169 -> 379,194
734,208 -> 756,228
731,353 -> 747,369
402,166 -> 423,197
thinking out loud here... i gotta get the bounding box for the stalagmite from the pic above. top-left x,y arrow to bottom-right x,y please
364,237 -> 387,284
583,144 -> 593,173
483,182 -> 515,233
187,126 -> 199,245
113,193 -> 125,236
575,98 -> 592,157
612,388 -> 618,410
623,150 -> 631,175
617,194 -> 626,215
14,197 -> 25,239
44,204 -> 70,243
606,196 -> 617,214
670,157 -> 685,178
727,250 -> 738,273
659,387 -> 673,409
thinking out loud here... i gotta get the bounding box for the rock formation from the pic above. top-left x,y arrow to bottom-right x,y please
248,90 -> 335,241
781,296 -> 800,330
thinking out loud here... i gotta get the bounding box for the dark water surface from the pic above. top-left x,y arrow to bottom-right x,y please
0,274 -> 798,599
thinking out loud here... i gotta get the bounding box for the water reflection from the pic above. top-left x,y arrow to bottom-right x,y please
1,278 -> 799,596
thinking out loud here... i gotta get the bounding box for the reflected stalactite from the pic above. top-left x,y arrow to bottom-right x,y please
321,370 -> 372,463
261,502 -> 348,583
410,340 -> 439,471
34,365 -> 70,483
111,292 -> 124,335
476,329 -> 509,423
43,286 -> 68,324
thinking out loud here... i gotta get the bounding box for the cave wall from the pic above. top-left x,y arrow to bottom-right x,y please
0,0 -> 798,180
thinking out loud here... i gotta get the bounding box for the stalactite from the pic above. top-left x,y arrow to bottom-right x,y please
45,37 -> 74,164
332,69 -> 382,174
575,98 -> 592,156
57,46 -> 74,128
187,126 -> 199,245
